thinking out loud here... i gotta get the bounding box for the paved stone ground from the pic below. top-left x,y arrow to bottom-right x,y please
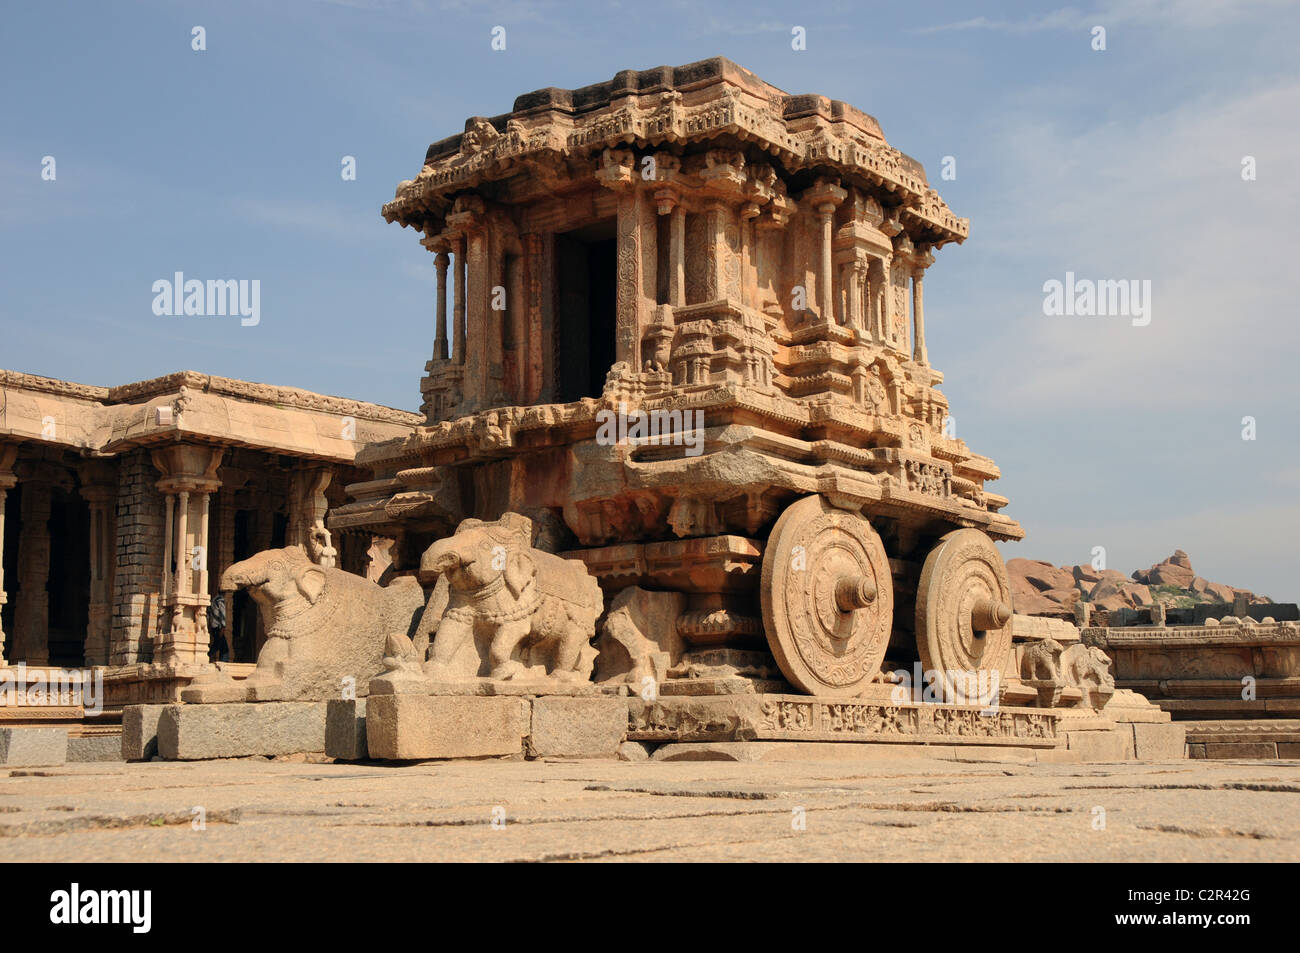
0,754 -> 1295,861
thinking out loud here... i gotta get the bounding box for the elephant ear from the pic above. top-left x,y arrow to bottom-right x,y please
503,550 -> 536,599
297,565 -> 327,605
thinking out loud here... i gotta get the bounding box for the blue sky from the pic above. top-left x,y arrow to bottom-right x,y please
2,0 -> 1297,597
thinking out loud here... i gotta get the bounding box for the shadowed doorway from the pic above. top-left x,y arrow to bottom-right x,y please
554,221 -> 617,402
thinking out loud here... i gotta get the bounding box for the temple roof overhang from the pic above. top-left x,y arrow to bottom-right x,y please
382,57 -> 969,244
0,369 -> 420,464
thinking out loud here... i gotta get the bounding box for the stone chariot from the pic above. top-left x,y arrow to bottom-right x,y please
333,58 -> 1024,708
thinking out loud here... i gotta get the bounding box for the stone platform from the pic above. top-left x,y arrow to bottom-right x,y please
362,692 -> 629,761
349,682 -> 1180,764
1082,619 -> 1300,758
127,684 -> 1184,765
1184,719 -> 1300,759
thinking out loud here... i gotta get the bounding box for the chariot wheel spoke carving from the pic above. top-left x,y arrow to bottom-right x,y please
760,496 -> 893,697
915,528 -> 1013,705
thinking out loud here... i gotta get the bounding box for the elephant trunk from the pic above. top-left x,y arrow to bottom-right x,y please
419,540 -> 462,584
220,559 -> 265,592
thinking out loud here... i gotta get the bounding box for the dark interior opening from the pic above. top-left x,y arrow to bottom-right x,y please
555,221 -> 617,402
230,509 -> 255,663
1,485 -> 19,661
47,487 -> 89,667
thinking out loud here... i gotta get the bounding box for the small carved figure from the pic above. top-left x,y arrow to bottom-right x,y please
1021,638 -> 1063,682
1060,642 -> 1116,710
865,365 -> 889,414
461,117 -> 499,156
306,521 -> 337,569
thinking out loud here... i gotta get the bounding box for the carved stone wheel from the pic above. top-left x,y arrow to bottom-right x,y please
760,496 -> 894,697
915,528 -> 1014,705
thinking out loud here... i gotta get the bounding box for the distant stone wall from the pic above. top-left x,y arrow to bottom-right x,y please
110,450 -> 166,665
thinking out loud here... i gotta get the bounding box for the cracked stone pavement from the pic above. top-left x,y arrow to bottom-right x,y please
1,755 -> 1297,861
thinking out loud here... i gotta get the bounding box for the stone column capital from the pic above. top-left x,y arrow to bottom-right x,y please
912,247 -> 936,275
446,193 -> 487,232
151,444 -> 224,495
653,186 -> 682,216
595,147 -> 638,191
807,176 -> 847,214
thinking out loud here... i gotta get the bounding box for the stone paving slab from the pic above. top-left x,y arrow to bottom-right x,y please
0,754 -> 1295,861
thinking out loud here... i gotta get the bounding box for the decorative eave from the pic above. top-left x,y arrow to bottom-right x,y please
1,368 -> 421,462
382,57 -> 969,244
0,370 -> 110,403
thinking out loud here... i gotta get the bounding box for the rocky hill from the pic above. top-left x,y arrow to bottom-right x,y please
1008,549 -> 1273,617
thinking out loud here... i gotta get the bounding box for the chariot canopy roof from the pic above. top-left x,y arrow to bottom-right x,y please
382,57 -> 968,245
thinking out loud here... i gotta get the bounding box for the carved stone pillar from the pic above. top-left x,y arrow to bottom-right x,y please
13,479 -> 51,665
819,205 -> 836,320
597,148 -> 648,369
640,188 -> 658,318
740,202 -> 760,309
287,466 -> 332,551
614,187 -> 646,368
152,445 -> 223,668
846,259 -> 866,331
665,197 -> 686,307
505,247 -> 528,401
77,460 -> 117,667
433,245 -> 450,361
172,488 -> 189,635
453,235 -> 467,365
538,231 -> 557,401
484,224 -> 510,405
807,178 -> 846,322
912,247 -> 935,366
523,232 -> 544,402
465,226 -> 490,408
871,256 -> 891,344
703,202 -> 730,302
446,195 -> 485,406
0,445 -> 16,664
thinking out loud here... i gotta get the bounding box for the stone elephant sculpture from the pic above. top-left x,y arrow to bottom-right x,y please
420,513 -> 603,682
1060,642 -> 1116,710
1020,638 -> 1063,682
185,545 -> 425,702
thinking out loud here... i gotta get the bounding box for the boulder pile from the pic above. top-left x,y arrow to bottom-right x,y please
1008,550 -> 1270,617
